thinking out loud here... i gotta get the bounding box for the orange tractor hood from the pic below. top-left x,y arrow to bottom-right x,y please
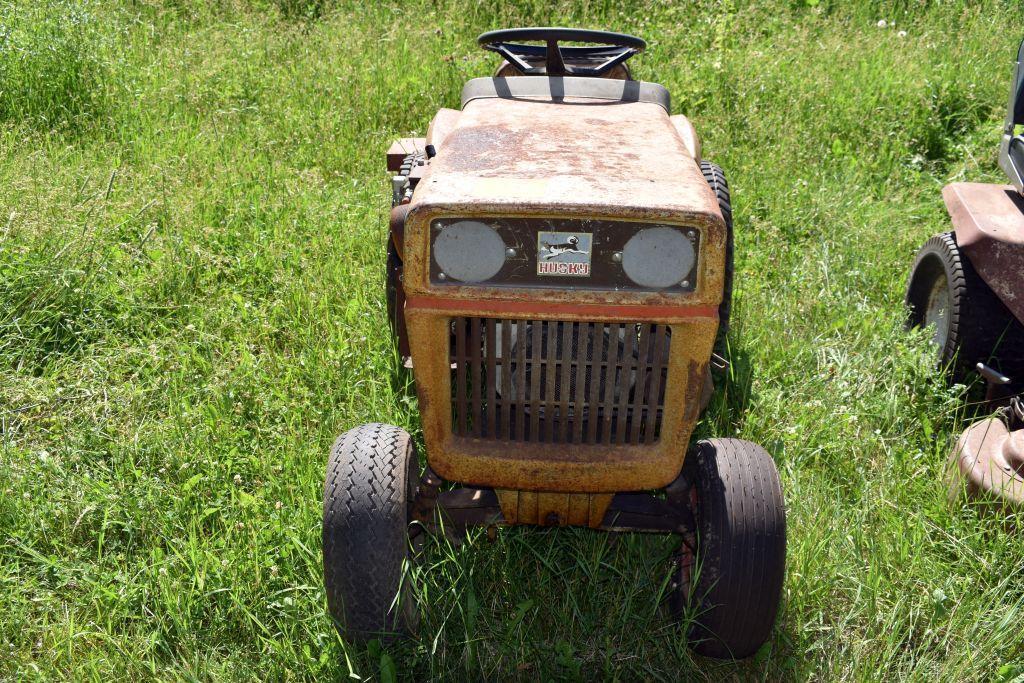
413,90 -> 720,222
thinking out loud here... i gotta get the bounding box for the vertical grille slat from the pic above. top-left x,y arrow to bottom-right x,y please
470,319 -> 482,437
616,327 -> 636,444
630,324 -> 654,444
543,322 -> 558,442
529,320 -> 542,441
515,319 -> 528,441
485,318 -> 497,438
572,323 -> 590,444
600,324 -> 619,443
557,322 -> 574,443
450,317 -> 670,445
501,320 -> 513,440
586,321 -> 603,444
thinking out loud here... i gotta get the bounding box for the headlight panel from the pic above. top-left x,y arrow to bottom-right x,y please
432,220 -> 507,283
621,227 -> 696,289
429,217 -> 699,292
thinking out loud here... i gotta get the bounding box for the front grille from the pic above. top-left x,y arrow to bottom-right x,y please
449,317 -> 671,444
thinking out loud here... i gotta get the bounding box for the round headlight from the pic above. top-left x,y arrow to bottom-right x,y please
433,220 -> 506,283
621,227 -> 695,289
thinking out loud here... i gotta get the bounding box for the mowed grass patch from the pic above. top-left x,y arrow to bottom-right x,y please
2,0 -> 1024,679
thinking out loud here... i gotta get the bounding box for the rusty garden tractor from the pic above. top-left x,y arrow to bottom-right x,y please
323,28 -> 787,659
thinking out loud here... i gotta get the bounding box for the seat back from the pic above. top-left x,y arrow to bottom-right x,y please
461,76 -> 670,113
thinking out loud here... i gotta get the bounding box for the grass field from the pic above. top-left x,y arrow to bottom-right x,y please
3,0 -> 1024,679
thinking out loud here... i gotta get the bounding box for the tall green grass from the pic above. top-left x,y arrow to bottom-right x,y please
2,0 -> 1024,679
0,0 -> 111,130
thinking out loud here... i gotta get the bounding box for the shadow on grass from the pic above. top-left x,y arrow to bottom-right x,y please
699,318 -> 756,441
332,523 -> 803,680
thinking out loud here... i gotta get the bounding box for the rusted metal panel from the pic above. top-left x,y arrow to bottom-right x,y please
943,182 -> 1024,323
454,317 -> 467,436
495,489 -> 612,527
401,213 -> 723,315
407,309 -> 715,493
426,108 -> 461,150
389,204 -> 411,258
406,296 -> 717,321
427,217 -> 700,292
401,94 -> 723,497
669,114 -> 701,162
410,97 -> 721,222
386,137 -> 426,172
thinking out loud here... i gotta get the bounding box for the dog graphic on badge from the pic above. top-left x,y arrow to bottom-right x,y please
541,234 -> 589,260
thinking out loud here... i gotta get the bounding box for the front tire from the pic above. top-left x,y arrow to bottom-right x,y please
323,423 -> 419,642
671,438 -> 786,659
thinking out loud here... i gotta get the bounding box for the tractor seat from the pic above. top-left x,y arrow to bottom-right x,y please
460,76 -> 670,113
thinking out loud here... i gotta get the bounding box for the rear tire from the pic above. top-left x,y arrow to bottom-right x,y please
323,423 -> 419,642
701,160 -> 733,355
385,239 -> 402,354
671,438 -> 786,659
906,232 -> 1021,382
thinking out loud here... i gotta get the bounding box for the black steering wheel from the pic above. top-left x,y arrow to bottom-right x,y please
477,27 -> 646,77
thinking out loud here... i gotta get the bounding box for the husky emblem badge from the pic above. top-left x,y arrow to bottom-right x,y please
537,231 -> 592,276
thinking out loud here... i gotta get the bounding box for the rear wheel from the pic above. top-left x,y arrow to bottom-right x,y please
700,160 -> 733,355
323,423 -> 419,642
906,232 -> 1020,382
670,438 -> 786,659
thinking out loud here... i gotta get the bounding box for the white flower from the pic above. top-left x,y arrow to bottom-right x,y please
898,30 -> 907,38
233,474 -> 242,485
877,19 -> 887,28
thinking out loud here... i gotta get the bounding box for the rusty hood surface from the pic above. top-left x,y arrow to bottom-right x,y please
413,94 -> 719,220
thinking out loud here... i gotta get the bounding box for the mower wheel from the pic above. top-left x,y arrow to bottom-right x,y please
323,423 -> 419,642
672,438 -> 786,659
906,232 -> 1020,382
700,160 -> 733,354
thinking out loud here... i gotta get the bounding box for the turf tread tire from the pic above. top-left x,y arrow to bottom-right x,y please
323,423 -> 418,642
684,438 -> 786,659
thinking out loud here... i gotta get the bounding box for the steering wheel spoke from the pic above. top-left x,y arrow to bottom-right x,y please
492,43 -> 537,74
545,39 -> 566,76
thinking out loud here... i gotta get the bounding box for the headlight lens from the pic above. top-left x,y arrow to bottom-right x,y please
621,227 -> 695,289
433,220 -> 507,283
